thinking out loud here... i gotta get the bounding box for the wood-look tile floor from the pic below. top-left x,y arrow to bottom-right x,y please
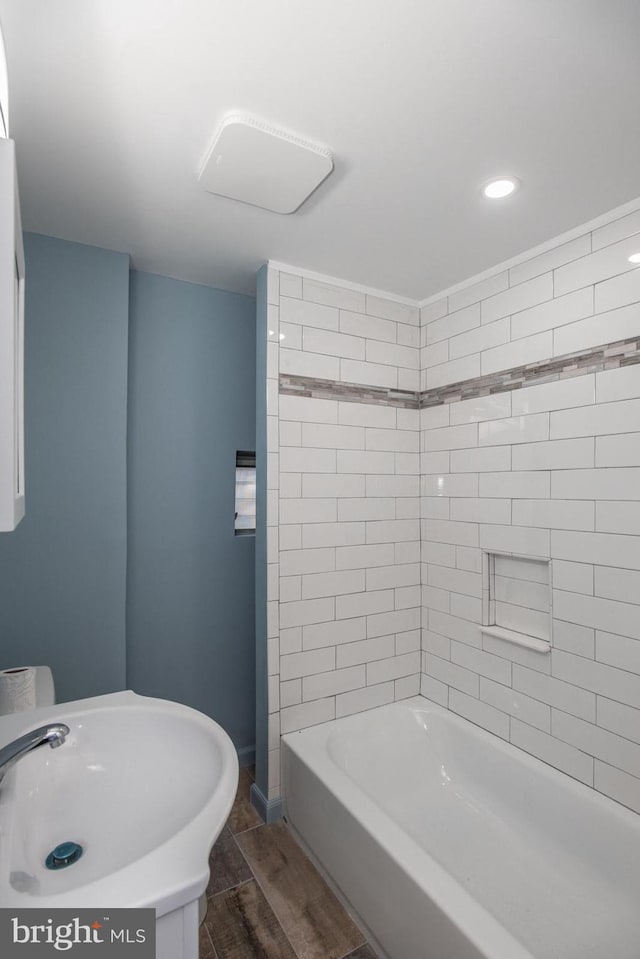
200,767 -> 378,959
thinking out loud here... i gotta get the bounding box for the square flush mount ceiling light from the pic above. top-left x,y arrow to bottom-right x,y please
198,114 -> 334,214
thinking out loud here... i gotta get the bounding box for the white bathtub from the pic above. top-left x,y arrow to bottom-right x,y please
282,696 -> 640,959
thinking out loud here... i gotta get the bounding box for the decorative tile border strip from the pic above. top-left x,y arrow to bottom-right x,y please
279,337 -> 640,412
419,336 -> 640,408
279,374 -> 419,409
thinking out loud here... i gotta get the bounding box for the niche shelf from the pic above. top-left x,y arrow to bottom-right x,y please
480,551 -> 552,654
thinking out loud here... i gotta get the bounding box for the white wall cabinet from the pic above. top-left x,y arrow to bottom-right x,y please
0,137 -> 25,530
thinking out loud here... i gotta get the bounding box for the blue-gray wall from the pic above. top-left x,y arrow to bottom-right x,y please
0,239 -> 257,760
126,271 -> 256,756
0,234 -> 129,702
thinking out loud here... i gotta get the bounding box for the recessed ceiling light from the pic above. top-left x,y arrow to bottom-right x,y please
482,177 -> 520,199
628,252 -> 640,264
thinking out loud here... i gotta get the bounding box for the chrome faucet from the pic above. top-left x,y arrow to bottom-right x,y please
0,723 -> 70,784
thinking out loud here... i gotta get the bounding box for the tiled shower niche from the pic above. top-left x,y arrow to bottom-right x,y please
482,552 -> 552,652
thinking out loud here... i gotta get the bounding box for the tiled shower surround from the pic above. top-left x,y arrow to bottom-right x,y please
264,268 -> 422,800
263,202 -> 640,815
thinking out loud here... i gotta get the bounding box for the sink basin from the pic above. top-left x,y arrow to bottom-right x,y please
0,690 -> 239,928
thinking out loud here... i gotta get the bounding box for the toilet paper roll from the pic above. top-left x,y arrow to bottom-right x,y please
0,666 -> 37,715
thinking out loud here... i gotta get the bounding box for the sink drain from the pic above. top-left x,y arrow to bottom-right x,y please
45,842 -> 83,870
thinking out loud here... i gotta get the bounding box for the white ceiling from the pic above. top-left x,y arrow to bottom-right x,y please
1,0 -> 640,300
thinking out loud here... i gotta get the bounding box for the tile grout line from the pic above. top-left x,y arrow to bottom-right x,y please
199,908 -> 219,959
230,820 -> 265,837
208,875 -> 255,900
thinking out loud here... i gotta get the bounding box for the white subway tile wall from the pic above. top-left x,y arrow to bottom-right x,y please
419,209 -> 640,815
264,268 -> 421,800
262,209 -> 640,812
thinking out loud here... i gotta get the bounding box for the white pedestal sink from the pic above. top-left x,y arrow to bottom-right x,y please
0,691 -> 239,959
